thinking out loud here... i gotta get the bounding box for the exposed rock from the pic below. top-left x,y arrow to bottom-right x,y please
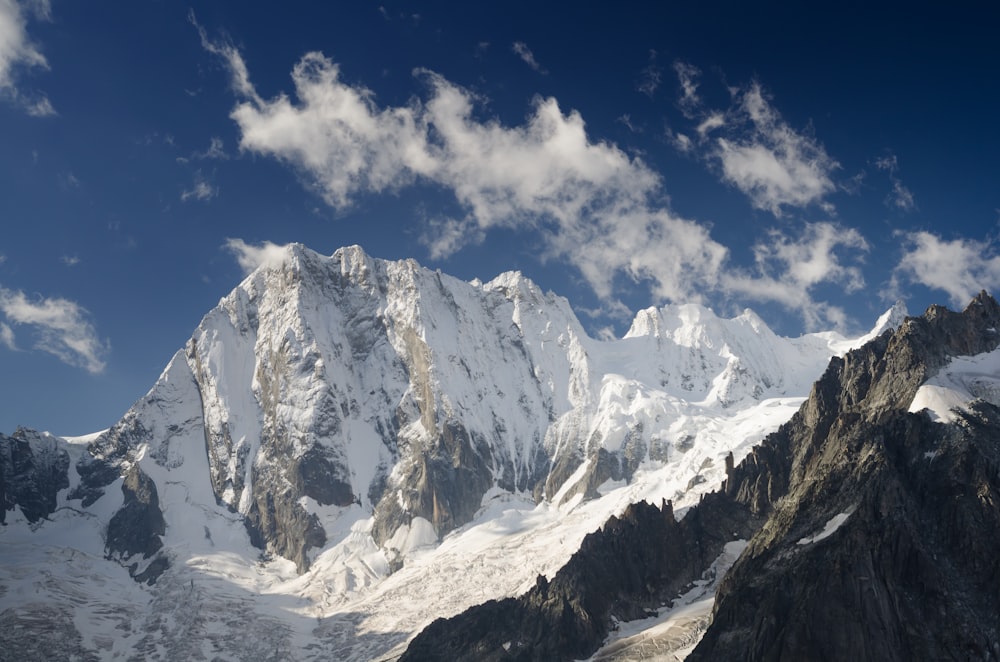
242,468 -> 327,573
403,292 -> 1000,661
0,428 -> 70,524
105,463 -> 168,584
690,292 -> 1000,661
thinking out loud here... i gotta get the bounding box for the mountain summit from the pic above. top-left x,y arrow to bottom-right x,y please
403,292 -> 1000,661
1,244 -> 906,659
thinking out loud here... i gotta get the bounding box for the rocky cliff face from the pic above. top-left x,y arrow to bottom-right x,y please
0,244 -> 848,577
402,293 -> 1000,661
691,292 -> 1000,661
0,245 -> 909,660
0,428 -> 69,525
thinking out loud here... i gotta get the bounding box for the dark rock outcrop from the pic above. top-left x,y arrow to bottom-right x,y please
403,292 -> 1000,661
105,464 -> 169,584
0,428 -> 70,525
689,292 -> 1000,661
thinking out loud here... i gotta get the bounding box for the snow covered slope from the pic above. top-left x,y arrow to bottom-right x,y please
908,345 -> 1000,423
0,244 -> 903,660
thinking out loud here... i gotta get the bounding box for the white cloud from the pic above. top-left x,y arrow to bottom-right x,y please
0,286 -> 108,372
723,222 -> 869,329
181,136 -> 228,163
203,40 -> 870,325
189,10 -> 260,103
60,255 -> 80,267
715,84 -> 837,215
888,180 -> 915,212
636,50 -> 661,98
181,172 -> 217,202
668,67 -> 838,217
25,93 -> 53,115
874,152 -> 916,212
673,61 -> 701,116
894,232 -> 1000,307
0,0 -> 54,114
695,112 -> 725,137
224,238 -> 290,276
231,52 -> 430,208
0,321 -> 15,350
512,42 -> 546,74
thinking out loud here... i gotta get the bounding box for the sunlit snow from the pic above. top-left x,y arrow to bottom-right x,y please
908,347 -> 1000,423
0,246 -> 905,660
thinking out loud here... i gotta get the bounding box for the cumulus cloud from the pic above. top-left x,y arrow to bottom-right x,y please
60,255 -> 80,267
0,0 -> 55,114
716,84 -> 837,215
723,222 -> 869,329
669,65 -> 838,217
0,286 -> 108,373
894,232 -> 1000,307
201,36 -> 868,325
512,42 -> 546,74
224,238 -> 290,276
231,52 -> 430,208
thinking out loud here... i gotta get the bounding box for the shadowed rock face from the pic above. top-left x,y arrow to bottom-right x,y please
0,428 -> 69,525
402,292 -> 1000,661
690,292 -> 1000,661
105,464 -> 169,585
401,496 -> 764,662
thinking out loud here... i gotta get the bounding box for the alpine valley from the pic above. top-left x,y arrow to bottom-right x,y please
3,244 -> 998,661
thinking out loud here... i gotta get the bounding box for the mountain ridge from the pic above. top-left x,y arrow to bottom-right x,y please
401,291 -> 1000,661
0,243 -> 907,660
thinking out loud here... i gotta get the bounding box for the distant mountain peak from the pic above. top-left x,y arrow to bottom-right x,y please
0,243 -> 921,661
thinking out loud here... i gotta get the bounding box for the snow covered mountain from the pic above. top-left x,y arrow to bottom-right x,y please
0,244 -> 903,660
404,293 -> 1000,662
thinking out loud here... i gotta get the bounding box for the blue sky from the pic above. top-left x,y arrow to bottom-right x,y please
2,1 -> 1000,435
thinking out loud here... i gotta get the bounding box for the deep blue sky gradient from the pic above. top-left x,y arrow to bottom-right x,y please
2,1 -> 999,434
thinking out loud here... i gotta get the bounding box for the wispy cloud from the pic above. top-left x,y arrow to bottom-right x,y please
60,255 -> 80,267
874,152 -> 916,212
0,321 -> 15,351
199,35 -> 869,328
716,84 -> 837,215
0,0 -> 55,114
178,136 -> 228,164
669,65 -> 838,217
189,10 -> 260,103
723,222 -> 869,328
893,231 -> 1000,307
673,61 -> 701,116
636,50 -> 661,98
0,286 -> 109,373
511,42 -> 546,74
181,171 -> 217,202
224,238 -> 290,276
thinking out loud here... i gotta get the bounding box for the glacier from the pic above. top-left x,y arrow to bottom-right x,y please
0,244 -> 906,660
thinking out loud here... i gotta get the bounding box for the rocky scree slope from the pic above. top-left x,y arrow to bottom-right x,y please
402,293 -> 1000,661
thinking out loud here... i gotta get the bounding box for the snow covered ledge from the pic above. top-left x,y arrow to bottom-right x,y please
908,345 -> 1000,423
